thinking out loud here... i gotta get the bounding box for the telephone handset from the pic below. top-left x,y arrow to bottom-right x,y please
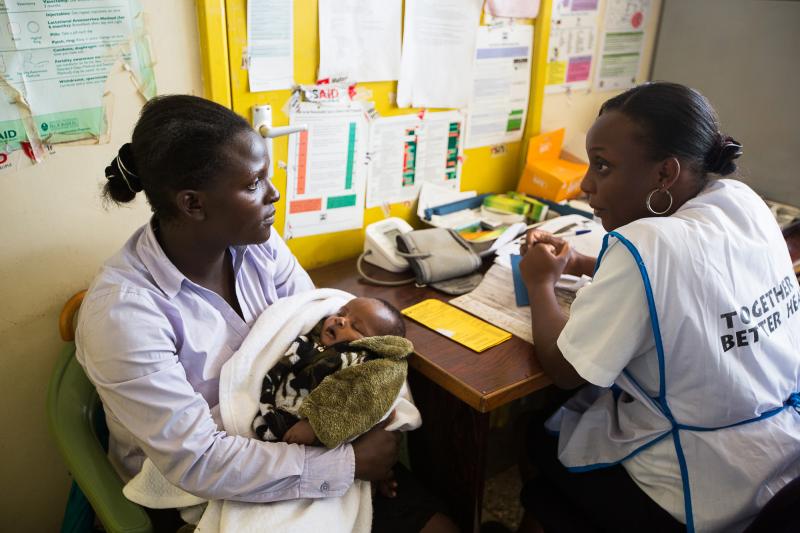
362,217 -> 414,272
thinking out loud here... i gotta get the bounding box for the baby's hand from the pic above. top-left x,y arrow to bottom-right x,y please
376,474 -> 398,498
283,419 -> 318,446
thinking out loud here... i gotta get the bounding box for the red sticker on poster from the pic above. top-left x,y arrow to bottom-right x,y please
631,11 -> 643,29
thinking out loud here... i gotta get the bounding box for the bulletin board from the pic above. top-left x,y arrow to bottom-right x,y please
197,0 -> 552,270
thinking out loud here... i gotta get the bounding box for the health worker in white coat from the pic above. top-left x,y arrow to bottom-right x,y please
515,82 -> 800,533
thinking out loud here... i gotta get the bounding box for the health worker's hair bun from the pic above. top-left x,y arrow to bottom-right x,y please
706,135 -> 743,176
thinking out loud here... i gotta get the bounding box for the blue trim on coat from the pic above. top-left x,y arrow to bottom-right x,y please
567,230 -> 800,533
676,404 -> 788,432
565,430 -> 672,473
606,232 -> 673,419
600,231 -> 693,529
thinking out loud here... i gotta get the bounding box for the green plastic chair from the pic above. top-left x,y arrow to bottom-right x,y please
47,290 -> 153,533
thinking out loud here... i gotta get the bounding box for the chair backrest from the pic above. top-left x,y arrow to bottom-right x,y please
48,291 -> 152,533
59,290 -> 86,342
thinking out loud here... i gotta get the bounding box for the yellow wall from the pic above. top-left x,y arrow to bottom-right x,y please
0,1 -> 203,529
221,0 -> 550,270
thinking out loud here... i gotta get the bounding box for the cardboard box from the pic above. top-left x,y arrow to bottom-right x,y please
517,129 -> 588,202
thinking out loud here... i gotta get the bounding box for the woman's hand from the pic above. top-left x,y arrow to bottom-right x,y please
521,230 -> 567,256
520,239 -> 571,288
352,412 -> 400,482
521,229 -> 596,278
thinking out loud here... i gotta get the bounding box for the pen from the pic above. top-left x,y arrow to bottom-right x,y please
556,229 -> 592,238
510,227 -> 591,246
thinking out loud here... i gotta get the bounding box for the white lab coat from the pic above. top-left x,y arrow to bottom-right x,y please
549,180 -> 800,532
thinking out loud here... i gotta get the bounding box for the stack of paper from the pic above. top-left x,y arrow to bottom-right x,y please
449,263 -> 578,346
494,214 -> 604,269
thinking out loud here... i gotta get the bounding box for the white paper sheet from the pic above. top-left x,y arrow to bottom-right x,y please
494,214 -> 604,269
247,0 -> 294,92
595,0 -> 651,91
318,0 -> 401,82
545,0 -> 599,94
449,264 -> 574,345
484,0 -> 541,19
396,0 -> 483,108
416,182 -> 477,222
465,24 -> 533,149
284,102 -> 369,238
366,110 -> 464,208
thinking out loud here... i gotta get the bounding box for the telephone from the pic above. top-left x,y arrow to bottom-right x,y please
362,217 -> 414,272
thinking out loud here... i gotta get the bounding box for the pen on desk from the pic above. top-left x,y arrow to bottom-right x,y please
556,229 -> 592,238
511,228 -> 591,246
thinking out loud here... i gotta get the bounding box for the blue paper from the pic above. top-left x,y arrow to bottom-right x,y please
510,254 -> 529,307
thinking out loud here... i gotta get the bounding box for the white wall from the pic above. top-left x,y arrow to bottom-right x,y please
0,2 -> 203,529
652,0 -> 800,206
541,0 -> 662,161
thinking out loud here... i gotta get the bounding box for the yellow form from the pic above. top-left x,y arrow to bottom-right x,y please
402,299 -> 512,353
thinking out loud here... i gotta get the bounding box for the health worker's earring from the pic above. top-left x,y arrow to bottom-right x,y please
646,187 -> 673,215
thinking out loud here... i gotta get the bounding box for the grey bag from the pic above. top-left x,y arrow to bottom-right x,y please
357,227 -> 483,295
396,228 -> 481,286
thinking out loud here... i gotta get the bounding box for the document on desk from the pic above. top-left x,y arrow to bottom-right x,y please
247,0 -> 294,92
450,264 -> 574,345
402,299 -> 511,353
397,0 -> 483,108
494,214 -> 604,269
318,0 -> 402,82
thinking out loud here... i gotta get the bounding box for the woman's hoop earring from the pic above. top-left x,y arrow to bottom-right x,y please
646,188 -> 673,215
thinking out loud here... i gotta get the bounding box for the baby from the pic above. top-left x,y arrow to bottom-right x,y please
252,296 -> 412,449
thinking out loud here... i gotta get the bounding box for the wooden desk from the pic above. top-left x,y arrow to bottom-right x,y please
309,259 -> 551,533
310,226 -> 800,531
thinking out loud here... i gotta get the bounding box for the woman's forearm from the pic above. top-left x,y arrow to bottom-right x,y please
527,283 -> 586,390
568,252 -> 598,278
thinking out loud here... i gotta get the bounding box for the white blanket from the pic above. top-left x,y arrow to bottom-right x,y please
123,289 -> 422,532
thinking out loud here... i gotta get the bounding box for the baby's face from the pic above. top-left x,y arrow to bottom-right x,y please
320,297 -> 395,346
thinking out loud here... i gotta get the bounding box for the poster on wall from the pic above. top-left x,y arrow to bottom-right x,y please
247,0 -> 294,92
396,0 -> 483,108
284,100 -> 370,238
465,24 -> 533,149
0,0 -> 155,161
594,0 -> 651,91
366,110 -> 464,208
318,0 -> 402,83
545,0 -> 599,94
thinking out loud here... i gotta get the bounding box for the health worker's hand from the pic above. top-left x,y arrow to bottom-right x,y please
519,240 -> 571,288
521,230 -> 586,277
521,229 -> 567,254
353,411 -> 400,482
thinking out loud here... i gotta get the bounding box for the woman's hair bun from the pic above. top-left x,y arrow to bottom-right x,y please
706,135 -> 743,176
103,143 -> 143,203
